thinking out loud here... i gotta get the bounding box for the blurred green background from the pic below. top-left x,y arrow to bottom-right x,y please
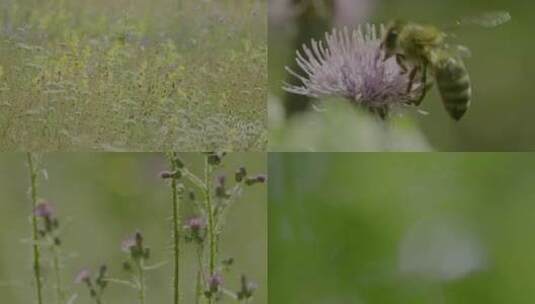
269,0 -> 535,151
0,153 -> 266,304
270,153 -> 535,303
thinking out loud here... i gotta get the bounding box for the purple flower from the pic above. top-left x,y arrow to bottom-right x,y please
159,170 -> 174,179
208,273 -> 223,292
121,235 -> 137,253
33,201 -> 54,218
184,217 -> 205,232
216,175 -> 226,187
74,269 -> 91,284
245,174 -> 267,186
254,175 -> 267,183
122,231 -> 149,260
284,25 -> 424,117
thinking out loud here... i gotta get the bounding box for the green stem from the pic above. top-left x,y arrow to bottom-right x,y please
51,244 -> 64,304
195,244 -> 205,304
136,260 -> 145,304
169,152 -> 181,304
204,156 -> 216,304
26,153 -> 43,304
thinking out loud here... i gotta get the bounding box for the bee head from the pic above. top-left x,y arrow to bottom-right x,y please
381,20 -> 406,61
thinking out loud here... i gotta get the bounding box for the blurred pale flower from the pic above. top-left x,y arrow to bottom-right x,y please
269,0 -> 375,27
284,24 -> 424,118
398,218 -> 487,282
333,0 -> 375,27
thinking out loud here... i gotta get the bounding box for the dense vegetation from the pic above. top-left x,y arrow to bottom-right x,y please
0,0 -> 266,151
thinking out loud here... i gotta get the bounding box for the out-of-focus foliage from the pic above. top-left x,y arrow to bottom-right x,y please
270,153 -> 535,303
269,97 -> 431,151
0,0 -> 267,151
0,153 -> 267,304
270,0 -> 535,151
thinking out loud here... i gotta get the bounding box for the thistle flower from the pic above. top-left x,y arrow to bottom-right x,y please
284,25 -> 424,118
245,174 -> 267,186
75,265 -> 108,303
184,217 -> 206,243
215,174 -> 231,199
237,275 -> 257,300
235,166 -> 247,182
159,170 -> 180,179
74,269 -> 91,284
185,217 -> 206,231
122,231 -> 149,260
33,201 -> 55,218
206,152 -> 226,166
121,236 -> 137,253
208,273 -> 223,293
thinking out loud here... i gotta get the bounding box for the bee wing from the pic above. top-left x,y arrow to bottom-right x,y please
457,10 -> 511,28
443,10 -> 511,30
443,44 -> 472,59
455,45 -> 472,58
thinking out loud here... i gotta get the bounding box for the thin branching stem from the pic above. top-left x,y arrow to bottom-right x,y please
195,244 -> 205,304
51,244 -> 64,304
169,152 -> 181,304
181,168 -> 207,192
136,260 -> 146,304
26,152 -> 43,304
204,156 -> 216,304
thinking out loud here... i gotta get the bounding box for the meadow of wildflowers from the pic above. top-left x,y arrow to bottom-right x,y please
0,153 -> 267,304
0,0 -> 267,151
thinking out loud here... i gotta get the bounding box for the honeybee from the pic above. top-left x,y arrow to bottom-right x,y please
381,11 -> 511,120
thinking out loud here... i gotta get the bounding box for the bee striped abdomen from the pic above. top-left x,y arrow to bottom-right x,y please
434,57 -> 471,120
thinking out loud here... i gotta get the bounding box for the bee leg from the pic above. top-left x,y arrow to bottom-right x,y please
414,62 -> 431,106
406,66 -> 419,94
396,54 -> 408,74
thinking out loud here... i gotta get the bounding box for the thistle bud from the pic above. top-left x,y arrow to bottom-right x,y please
235,166 -> 247,182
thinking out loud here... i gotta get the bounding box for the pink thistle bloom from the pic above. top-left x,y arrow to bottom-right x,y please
284,25 -> 424,117
208,273 -> 223,292
184,217 -> 205,232
33,201 -> 55,218
74,269 -> 91,284
121,236 -> 137,253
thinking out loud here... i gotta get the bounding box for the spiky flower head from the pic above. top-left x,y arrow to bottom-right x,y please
284,24 -> 424,118
121,231 -> 149,260
74,269 -> 91,284
184,217 -> 206,232
184,217 -> 206,243
208,273 -> 223,293
33,201 -> 55,218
